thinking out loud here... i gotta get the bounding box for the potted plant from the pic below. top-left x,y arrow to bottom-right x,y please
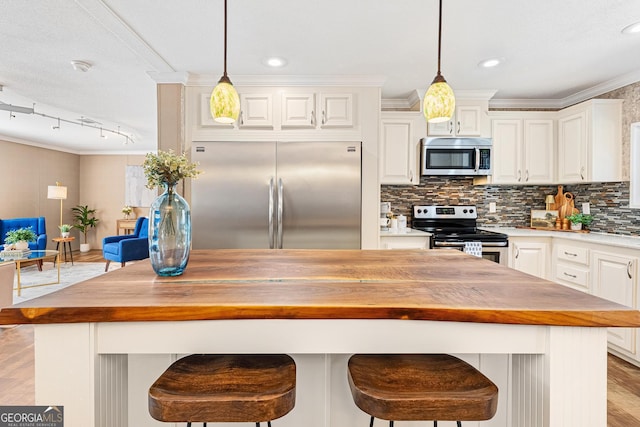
565,213 -> 593,231
72,205 -> 100,252
59,224 -> 73,238
4,226 -> 37,251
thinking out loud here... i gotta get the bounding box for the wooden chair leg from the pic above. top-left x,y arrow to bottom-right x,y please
37,260 -> 43,271
105,260 -> 111,272
121,262 -> 126,267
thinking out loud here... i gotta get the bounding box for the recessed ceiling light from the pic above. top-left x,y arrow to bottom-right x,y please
478,58 -> 502,68
622,21 -> 640,34
263,57 -> 287,68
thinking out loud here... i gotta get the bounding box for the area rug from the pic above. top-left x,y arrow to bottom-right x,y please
12,262 -> 121,304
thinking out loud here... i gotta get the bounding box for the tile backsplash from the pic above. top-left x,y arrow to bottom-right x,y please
381,178 -> 640,236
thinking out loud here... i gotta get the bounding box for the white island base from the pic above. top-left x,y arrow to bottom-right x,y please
34,319 -> 607,427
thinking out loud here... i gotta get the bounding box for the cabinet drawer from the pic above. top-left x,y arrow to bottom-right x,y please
555,263 -> 589,291
556,244 -> 589,265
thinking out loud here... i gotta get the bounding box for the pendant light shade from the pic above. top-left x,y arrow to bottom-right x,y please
210,0 -> 240,124
211,75 -> 240,124
424,0 -> 455,123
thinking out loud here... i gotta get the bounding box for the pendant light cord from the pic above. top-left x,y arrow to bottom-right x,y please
223,0 -> 228,78
436,0 -> 443,76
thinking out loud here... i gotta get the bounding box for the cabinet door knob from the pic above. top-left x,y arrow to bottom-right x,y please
525,170 -> 529,182
321,110 -> 326,125
515,246 -> 520,259
457,121 -> 461,134
311,110 -> 316,126
580,166 -> 585,181
409,170 -> 414,182
517,170 -> 522,182
628,261 -> 633,279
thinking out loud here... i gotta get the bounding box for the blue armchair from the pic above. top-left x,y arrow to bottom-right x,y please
103,217 -> 149,272
0,217 -> 47,251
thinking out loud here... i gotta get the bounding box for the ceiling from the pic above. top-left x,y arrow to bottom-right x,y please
1,0 -> 640,154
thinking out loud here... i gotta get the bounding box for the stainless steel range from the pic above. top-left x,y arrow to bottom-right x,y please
412,205 -> 509,265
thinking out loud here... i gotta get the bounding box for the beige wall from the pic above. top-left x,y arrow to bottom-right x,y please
0,139 -> 147,250
79,155 -> 147,249
0,140 -> 80,248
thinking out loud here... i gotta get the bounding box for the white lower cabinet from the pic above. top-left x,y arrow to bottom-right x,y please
509,238 -> 549,279
554,243 -> 590,292
591,250 -> 637,355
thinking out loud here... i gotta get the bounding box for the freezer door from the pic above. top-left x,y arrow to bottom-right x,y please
276,141 -> 361,249
191,141 -> 276,249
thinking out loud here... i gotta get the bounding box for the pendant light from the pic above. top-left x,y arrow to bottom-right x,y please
210,0 -> 240,123
423,0 -> 455,123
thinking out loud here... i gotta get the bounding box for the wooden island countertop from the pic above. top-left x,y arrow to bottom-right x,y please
4,249 -> 638,427
2,248 -> 639,327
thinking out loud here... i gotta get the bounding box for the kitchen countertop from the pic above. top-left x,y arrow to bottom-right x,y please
380,228 -> 431,237
1,248 -> 638,327
480,226 -> 640,250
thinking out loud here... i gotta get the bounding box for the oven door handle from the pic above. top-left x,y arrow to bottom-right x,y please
434,241 -> 465,248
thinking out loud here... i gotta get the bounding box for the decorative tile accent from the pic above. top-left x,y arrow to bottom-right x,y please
381,179 -> 640,236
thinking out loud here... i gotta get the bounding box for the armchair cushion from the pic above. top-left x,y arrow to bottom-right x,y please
0,217 -> 47,251
102,217 -> 149,268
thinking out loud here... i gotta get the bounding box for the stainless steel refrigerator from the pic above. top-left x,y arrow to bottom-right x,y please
191,141 -> 361,249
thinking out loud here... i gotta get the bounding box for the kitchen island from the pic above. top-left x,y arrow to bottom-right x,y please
1,249 -> 639,427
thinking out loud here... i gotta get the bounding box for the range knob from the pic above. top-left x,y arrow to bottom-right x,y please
463,209 -> 468,214
469,209 -> 474,214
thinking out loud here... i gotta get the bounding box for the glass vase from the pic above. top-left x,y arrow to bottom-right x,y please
149,183 -> 191,276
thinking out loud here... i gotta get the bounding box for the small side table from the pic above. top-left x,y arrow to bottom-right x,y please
117,218 -> 138,235
52,236 -> 75,265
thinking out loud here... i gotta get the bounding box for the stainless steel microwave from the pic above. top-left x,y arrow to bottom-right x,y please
421,137 -> 493,176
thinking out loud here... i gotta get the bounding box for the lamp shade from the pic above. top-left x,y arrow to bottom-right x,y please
210,77 -> 240,124
47,185 -> 67,200
423,77 -> 456,123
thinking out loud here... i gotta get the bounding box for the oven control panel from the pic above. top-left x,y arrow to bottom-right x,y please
413,205 -> 477,219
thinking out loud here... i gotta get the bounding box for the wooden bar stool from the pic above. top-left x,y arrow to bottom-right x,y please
149,354 -> 296,427
347,354 -> 498,427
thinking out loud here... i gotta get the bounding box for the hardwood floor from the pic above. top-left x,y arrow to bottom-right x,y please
1,250 -> 640,425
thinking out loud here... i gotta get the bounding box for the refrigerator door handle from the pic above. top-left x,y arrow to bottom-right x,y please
269,177 -> 275,249
278,178 -> 284,249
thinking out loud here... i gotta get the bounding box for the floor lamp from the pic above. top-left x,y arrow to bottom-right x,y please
47,182 -> 67,230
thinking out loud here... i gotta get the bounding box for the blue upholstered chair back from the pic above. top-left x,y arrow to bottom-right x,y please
0,217 -> 47,250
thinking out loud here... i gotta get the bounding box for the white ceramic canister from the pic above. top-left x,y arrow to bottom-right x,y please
397,214 -> 407,232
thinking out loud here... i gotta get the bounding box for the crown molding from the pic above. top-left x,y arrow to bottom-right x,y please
75,0 -> 174,73
147,71 -> 190,85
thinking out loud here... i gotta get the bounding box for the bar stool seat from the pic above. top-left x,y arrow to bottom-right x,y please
347,354 -> 498,425
149,354 -> 296,426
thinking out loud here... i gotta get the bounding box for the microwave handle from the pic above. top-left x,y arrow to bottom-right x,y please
474,147 -> 480,172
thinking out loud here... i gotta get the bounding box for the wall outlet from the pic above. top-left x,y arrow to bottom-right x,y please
489,202 -> 497,213
582,202 -> 590,215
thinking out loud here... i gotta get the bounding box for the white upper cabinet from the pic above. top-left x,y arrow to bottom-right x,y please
557,99 -> 622,183
428,105 -> 483,137
239,93 -> 273,128
490,114 -> 555,185
281,92 -> 354,129
281,93 -> 316,128
319,93 -> 353,128
379,112 -> 425,185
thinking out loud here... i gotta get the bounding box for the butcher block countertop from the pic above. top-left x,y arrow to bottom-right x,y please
1,249 -> 640,327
